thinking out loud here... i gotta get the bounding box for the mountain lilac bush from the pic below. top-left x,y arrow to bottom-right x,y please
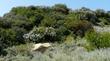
23,27 -> 56,42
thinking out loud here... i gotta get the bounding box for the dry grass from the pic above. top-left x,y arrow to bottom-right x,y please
0,42 -> 110,61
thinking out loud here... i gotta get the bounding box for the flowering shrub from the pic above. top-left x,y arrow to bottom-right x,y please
23,27 -> 56,42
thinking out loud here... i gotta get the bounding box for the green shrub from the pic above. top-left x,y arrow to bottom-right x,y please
64,12 -> 94,37
0,28 -> 27,49
0,29 -> 16,48
52,4 -> 69,14
65,19 -> 93,37
64,35 -> 75,44
40,15 -> 57,27
74,7 -> 98,24
85,31 -> 110,49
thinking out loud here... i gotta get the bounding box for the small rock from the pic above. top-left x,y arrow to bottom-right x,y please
31,43 -> 51,53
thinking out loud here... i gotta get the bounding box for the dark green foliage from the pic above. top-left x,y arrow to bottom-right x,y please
64,13 -> 93,37
0,29 -> 16,48
95,9 -> 110,25
0,28 -> 27,49
52,4 -> 69,14
56,26 -> 71,42
0,44 -> 7,56
74,7 -> 98,24
95,9 -> 105,17
12,27 -> 28,44
0,19 -> 12,28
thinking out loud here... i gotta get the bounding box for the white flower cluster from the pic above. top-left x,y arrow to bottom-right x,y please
23,27 -> 56,42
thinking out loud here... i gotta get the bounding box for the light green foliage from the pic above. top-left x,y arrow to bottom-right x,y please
40,15 -> 57,27
5,43 -> 33,56
64,35 -> 75,44
85,31 -> 110,49
98,18 -> 110,25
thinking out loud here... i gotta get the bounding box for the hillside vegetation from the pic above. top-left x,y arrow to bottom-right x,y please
0,4 -> 110,61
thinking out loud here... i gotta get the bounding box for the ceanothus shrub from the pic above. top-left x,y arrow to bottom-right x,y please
23,27 -> 56,43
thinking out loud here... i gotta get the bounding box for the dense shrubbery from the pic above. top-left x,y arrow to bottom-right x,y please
64,13 -> 93,37
0,28 -> 27,49
0,4 -> 110,59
